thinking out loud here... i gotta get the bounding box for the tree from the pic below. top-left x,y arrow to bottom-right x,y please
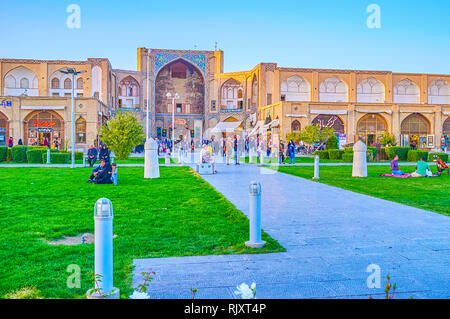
100,112 -> 145,160
379,131 -> 396,146
298,124 -> 335,148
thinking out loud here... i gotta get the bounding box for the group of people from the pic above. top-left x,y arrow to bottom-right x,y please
8,137 -> 23,147
390,154 -> 431,177
86,143 -> 117,185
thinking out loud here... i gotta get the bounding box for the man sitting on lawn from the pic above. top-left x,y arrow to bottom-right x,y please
87,159 -> 113,184
390,155 -> 405,175
411,156 -> 431,178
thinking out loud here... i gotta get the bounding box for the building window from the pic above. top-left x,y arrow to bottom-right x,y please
64,93 -> 71,97
119,99 -> 122,107
238,100 -> 243,108
127,87 -> 133,96
77,78 -> 83,89
64,78 -> 72,89
52,93 -> 60,97
176,103 -> 182,113
51,78 -> 60,89
77,93 -> 83,97
186,104 -> 191,113
266,93 -> 272,105
281,95 -> 286,101
210,100 -> 216,111
291,120 -> 301,132
76,117 -> 86,143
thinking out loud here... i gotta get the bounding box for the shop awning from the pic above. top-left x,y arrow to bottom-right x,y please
211,121 -> 242,133
248,120 -> 265,137
262,119 -> 279,130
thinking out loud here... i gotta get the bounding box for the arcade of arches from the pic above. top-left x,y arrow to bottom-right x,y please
357,114 -> 387,145
400,113 -> 430,148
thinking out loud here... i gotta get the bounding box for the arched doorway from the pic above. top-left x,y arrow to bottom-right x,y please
400,113 -> 430,148
357,114 -> 387,145
312,114 -> 344,135
0,111 -> 9,146
444,117 -> 450,136
24,110 -> 64,146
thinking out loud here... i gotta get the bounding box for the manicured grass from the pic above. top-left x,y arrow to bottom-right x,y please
0,167 -> 283,299
241,156 -> 345,164
275,165 -> 450,216
0,157 -> 178,165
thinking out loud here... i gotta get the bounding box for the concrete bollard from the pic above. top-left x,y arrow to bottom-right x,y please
165,152 -> 170,165
352,140 -> 368,177
86,198 -> 120,299
144,138 -> 160,179
83,156 -> 86,167
313,155 -> 320,180
245,181 -> 266,248
46,149 -> 50,164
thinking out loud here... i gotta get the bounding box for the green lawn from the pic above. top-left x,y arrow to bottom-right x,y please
0,157 -> 178,165
241,156 -> 345,164
0,167 -> 283,299
275,165 -> 450,216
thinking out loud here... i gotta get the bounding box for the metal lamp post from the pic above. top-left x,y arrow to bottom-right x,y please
60,67 -> 86,168
166,92 -> 179,154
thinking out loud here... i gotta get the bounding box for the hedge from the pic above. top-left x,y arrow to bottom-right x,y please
407,150 -> 429,162
429,153 -> 449,162
314,150 -> 329,159
367,146 -> 378,159
60,150 -> 83,160
328,149 -> 344,160
384,146 -> 410,161
26,149 -> 44,163
344,147 -> 353,153
0,146 -> 7,162
6,148 -> 12,162
42,152 -> 70,164
11,146 -> 28,163
325,135 -> 339,150
342,152 -> 353,163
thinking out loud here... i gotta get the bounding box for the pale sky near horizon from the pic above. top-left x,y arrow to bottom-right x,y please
0,0 -> 449,74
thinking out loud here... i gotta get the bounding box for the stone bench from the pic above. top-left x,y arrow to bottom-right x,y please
196,163 -> 214,175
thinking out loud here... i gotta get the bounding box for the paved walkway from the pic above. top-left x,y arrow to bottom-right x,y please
133,163 -> 450,299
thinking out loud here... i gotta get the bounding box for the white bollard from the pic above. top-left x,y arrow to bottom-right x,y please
165,152 -> 170,165
245,181 -> 266,248
144,138 -> 160,179
249,148 -> 255,163
86,198 -> 120,299
83,156 -> 86,167
46,149 -> 50,164
352,140 -> 368,177
313,155 -> 320,180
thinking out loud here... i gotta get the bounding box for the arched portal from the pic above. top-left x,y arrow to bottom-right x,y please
400,113 -> 430,148
442,117 -> 450,135
357,114 -> 387,145
24,110 -> 64,146
312,114 -> 344,135
291,120 -> 301,132
155,59 -> 204,140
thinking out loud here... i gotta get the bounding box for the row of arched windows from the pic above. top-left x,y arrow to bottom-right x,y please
51,77 -> 83,89
280,76 -> 450,104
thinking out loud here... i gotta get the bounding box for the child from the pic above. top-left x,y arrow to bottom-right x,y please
111,162 -> 118,185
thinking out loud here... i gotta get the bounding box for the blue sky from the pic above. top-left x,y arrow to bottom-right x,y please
0,0 -> 449,74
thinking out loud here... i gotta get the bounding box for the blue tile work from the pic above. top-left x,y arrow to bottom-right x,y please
133,164 -> 450,299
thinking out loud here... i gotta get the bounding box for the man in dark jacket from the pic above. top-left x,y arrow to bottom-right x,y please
87,159 -> 112,184
87,144 -> 98,167
99,144 -> 110,163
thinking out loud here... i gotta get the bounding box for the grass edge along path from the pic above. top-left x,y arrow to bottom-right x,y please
0,166 -> 284,299
272,165 -> 450,217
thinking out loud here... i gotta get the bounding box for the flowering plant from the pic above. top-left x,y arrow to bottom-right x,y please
234,282 -> 256,299
129,268 -> 156,299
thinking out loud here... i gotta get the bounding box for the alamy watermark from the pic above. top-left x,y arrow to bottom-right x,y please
366,263 -> 381,288
66,264 -> 81,288
366,4 -> 381,29
66,4 -> 81,29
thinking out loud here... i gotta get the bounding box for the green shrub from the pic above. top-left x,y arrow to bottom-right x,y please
342,152 -> 353,163
384,146 -> 410,161
429,153 -> 449,162
328,149 -> 344,160
43,153 -> 70,164
26,149 -> 44,163
11,146 -> 28,163
367,146 -> 378,160
0,146 -> 7,162
314,150 -> 329,159
344,147 -> 353,153
325,135 -> 339,150
407,150 -> 429,162
367,151 -> 375,162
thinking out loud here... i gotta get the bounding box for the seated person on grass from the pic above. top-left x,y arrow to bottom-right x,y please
411,156 -> 431,178
87,159 -> 113,184
390,155 -> 405,175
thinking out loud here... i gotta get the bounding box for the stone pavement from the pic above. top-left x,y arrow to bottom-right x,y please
133,164 -> 450,299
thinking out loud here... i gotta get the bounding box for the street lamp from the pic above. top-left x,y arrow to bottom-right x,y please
60,67 -> 86,168
166,92 -> 179,154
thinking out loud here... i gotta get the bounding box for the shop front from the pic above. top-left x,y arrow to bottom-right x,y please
24,110 -> 64,146
356,114 -> 387,146
0,111 -> 8,146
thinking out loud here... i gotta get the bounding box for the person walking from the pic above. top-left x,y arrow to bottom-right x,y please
225,137 -> 233,165
99,144 -> 110,163
288,140 -> 296,164
278,140 -> 285,164
8,137 -> 13,148
234,135 -> 240,165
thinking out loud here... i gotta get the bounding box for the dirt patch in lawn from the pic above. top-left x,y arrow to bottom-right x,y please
47,233 -> 117,245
